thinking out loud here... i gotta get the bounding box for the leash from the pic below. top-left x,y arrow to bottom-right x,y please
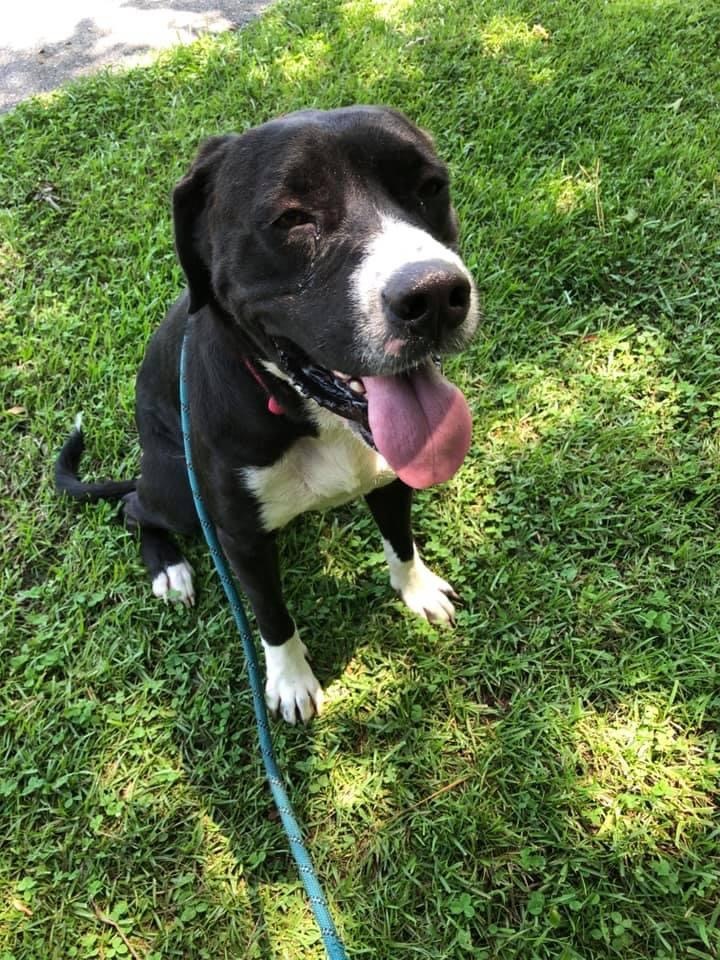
179,316 -> 349,960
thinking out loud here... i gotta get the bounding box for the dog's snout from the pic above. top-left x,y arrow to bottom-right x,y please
383,260 -> 471,341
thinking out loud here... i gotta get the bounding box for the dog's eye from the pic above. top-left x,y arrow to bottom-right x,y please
274,208 -> 315,229
417,177 -> 447,202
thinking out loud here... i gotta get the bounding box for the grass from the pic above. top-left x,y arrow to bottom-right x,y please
1,0 -> 720,956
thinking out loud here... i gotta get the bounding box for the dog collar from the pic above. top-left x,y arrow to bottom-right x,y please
243,358 -> 286,415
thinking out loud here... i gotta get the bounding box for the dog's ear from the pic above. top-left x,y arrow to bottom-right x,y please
172,135 -> 234,313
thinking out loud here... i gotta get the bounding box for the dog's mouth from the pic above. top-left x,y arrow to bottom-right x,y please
275,339 -> 374,440
274,339 -> 472,489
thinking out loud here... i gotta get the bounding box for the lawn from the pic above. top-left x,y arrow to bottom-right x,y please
1,0 -> 719,957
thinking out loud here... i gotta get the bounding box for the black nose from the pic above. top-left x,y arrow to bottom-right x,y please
383,260 -> 471,341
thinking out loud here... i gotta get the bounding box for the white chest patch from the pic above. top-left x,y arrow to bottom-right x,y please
242,405 -> 396,531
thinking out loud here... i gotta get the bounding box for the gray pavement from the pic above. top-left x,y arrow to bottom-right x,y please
1,0 -> 272,112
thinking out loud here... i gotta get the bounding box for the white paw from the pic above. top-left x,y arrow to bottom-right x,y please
263,631 -> 324,724
152,561 -> 195,607
384,541 -> 457,625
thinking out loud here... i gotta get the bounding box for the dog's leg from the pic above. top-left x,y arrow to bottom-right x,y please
216,528 -> 323,724
365,479 -> 457,625
122,492 -> 196,607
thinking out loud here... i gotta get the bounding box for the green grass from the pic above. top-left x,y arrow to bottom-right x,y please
2,0 -> 720,956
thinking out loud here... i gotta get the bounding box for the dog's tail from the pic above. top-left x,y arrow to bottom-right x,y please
55,414 -> 137,503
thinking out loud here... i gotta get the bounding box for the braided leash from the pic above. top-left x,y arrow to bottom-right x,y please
179,316 -> 349,959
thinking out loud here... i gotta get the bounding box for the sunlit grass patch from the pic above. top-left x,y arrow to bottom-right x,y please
365,0 -> 416,24
544,164 -> 603,219
0,241 -> 23,280
481,15 -> 552,57
276,34 -> 333,82
570,701 -> 718,852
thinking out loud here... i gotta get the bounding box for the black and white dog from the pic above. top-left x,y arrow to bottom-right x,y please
56,106 -> 479,724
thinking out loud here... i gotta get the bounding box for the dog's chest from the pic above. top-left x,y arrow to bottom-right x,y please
242,409 -> 396,531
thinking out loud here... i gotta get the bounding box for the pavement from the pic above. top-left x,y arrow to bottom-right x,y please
0,0 -> 273,112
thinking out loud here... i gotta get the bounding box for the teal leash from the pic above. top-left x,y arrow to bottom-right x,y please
179,316 -> 349,960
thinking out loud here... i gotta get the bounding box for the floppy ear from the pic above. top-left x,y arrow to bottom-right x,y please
172,135 -> 234,314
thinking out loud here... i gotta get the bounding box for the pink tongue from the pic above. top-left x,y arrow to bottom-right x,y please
363,364 -> 472,489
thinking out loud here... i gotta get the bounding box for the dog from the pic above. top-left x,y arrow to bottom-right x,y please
56,106 -> 479,724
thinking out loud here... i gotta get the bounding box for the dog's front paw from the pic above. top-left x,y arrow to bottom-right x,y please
262,632 -> 324,724
399,563 -> 457,625
385,544 -> 457,625
152,561 -> 195,607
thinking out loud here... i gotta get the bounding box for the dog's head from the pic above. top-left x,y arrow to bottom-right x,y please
173,106 -> 479,487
